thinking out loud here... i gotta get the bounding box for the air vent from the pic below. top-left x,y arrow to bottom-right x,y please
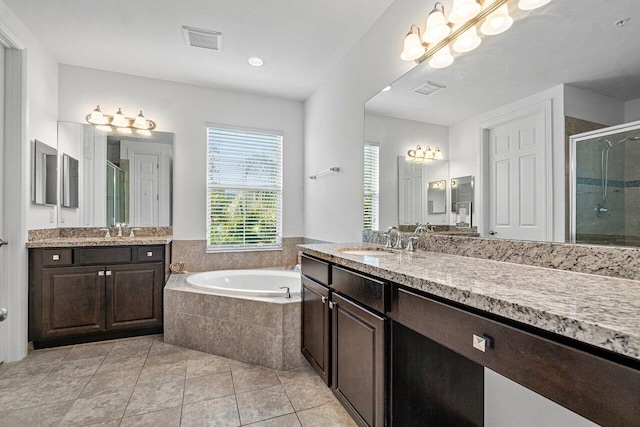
414,81 -> 446,96
182,26 -> 222,51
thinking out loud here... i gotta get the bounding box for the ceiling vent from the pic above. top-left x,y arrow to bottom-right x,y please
182,26 -> 223,51
414,81 -> 447,96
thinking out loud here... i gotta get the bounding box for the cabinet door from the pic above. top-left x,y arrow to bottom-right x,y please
331,293 -> 385,427
106,263 -> 163,330
301,276 -> 331,384
41,266 -> 106,338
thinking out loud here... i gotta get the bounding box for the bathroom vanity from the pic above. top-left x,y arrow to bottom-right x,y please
299,244 -> 640,426
28,236 -> 171,348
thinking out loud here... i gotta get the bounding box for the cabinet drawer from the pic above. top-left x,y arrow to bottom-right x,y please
301,254 -> 330,285
136,246 -> 163,262
42,249 -> 73,267
331,266 -> 387,314
76,247 -> 132,265
391,286 -> 640,426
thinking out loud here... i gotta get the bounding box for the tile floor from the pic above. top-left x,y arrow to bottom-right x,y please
0,335 -> 357,426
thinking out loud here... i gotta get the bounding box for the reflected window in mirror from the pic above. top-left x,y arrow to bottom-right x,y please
364,143 -> 380,230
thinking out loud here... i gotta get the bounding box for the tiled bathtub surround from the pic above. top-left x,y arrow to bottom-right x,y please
171,237 -> 306,272
164,275 -> 306,371
363,230 -> 640,281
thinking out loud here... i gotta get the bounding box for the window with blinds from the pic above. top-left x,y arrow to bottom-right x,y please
206,125 -> 283,252
364,143 -> 380,230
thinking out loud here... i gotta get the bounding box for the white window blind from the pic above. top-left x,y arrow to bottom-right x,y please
364,143 -> 380,230
207,126 -> 283,251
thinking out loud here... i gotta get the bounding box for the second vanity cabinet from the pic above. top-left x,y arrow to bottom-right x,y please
301,255 -> 387,427
30,245 -> 169,348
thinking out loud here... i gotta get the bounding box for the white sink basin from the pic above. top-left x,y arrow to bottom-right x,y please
339,249 -> 397,256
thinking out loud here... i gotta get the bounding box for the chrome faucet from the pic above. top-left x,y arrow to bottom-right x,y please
406,236 -> 418,251
385,226 -> 403,249
116,223 -> 127,237
414,224 -> 428,234
382,233 -> 392,248
279,286 -> 291,298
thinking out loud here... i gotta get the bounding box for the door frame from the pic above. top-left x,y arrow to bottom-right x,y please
0,22 -> 28,363
478,99 -> 553,240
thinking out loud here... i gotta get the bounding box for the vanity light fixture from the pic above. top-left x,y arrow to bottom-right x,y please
85,105 -> 157,135
400,0 -> 552,68
407,145 -> 443,161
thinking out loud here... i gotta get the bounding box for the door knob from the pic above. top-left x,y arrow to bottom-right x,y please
0,308 -> 7,322
0,239 -> 7,247
488,230 -> 497,236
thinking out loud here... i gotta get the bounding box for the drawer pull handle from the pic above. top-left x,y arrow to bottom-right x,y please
329,301 -> 337,309
321,296 -> 328,304
147,251 -> 153,257
98,271 -> 105,276
106,271 -> 112,276
52,255 -> 60,261
473,334 -> 491,352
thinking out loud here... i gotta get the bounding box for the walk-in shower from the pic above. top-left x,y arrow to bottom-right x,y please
571,121 -> 640,246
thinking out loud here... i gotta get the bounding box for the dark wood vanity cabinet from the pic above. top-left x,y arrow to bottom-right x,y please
301,276 -> 331,384
30,244 -> 168,348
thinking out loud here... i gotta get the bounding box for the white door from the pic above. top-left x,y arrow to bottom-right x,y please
0,46 -> 6,361
132,153 -> 159,226
488,112 -> 547,241
398,157 -> 423,225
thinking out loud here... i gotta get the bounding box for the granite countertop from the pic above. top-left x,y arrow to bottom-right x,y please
26,236 -> 173,248
299,242 -> 640,362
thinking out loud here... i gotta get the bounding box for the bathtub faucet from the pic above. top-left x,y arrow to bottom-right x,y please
279,286 -> 291,298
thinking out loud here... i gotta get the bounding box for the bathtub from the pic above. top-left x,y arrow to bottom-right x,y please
186,269 -> 301,298
164,269 -> 306,370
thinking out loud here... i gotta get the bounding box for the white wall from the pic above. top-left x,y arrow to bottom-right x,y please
564,85 -> 625,126
448,85 -> 565,240
625,97 -> 640,123
0,0 -> 59,362
58,65 -> 304,240
365,113 -> 449,228
303,0 -> 425,242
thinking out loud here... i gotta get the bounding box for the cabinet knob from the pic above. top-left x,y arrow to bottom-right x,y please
147,251 -> 153,257
321,296 -> 328,304
52,254 -> 60,261
472,334 -> 492,352
98,271 -> 105,276
329,301 -> 337,309
106,271 -> 112,276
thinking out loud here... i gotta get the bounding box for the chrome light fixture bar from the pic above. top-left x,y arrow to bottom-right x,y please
86,105 -> 157,135
401,0 -> 552,67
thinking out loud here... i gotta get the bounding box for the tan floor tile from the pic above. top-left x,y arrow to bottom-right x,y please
119,406 -> 181,427
82,420 -> 121,427
124,380 -> 184,417
276,364 -> 317,386
282,376 -> 336,411
0,399 -> 75,427
0,362 -> 54,389
109,337 -> 154,356
184,371 -> 234,404
0,384 -> 36,411
51,355 -> 106,378
180,395 -> 240,427
236,385 -> 294,425
96,354 -> 147,375
26,347 -> 72,364
64,342 -> 114,361
137,360 -> 187,385
59,389 -> 132,426
186,353 -> 231,378
20,372 -> 92,408
232,366 -> 280,394
81,368 -> 140,398
245,413 -> 302,426
297,402 -> 358,427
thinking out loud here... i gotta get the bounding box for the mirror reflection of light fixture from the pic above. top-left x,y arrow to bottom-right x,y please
423,2 -> 451,44
407,145 -> 443,161
400,0 -> 551,67
85,106 -> 157,133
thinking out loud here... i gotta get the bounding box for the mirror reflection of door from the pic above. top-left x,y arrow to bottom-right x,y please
131,153 -> 159,226
487,108 -> 549,241
398,156 -> 424,225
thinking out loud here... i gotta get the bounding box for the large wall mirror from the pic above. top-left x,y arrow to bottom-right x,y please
57,122 -> 173,227
32,140 -> 58,206
364,0 -> 640,247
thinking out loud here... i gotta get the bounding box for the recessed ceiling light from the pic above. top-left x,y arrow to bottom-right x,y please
381,86 -> 392,92
248,57 -> 265,67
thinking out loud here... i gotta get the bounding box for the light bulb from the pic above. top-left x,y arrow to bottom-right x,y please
116,127 -> 132,134
132,111 -> 148,129
453,26 -> 481,53
423,4 -> 451,43
434,147 -> 443,160
429,45 -> 454,69
416,146 -> 426,158
137,129 -> 152,136
518,0 -> 552,10
481,4 -> 513,35
111,108 -> 128,127
449,0 -> 481,24
425,146 -> 434,159
400,30 -> 426,61
96,125 -> 112,132
87,105 -> 107,125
